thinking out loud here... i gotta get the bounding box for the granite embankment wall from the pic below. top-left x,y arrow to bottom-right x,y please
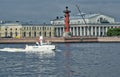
0,37 -> 66,43
97,37 -> 120,42
0,38 -> 37,43
0,37 -> 120,44
45,37 -> 98,43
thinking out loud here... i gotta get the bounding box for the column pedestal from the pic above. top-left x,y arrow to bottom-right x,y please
63,32 -> 71,37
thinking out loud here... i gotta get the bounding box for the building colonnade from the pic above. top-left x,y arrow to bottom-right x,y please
55,24 -> 119,37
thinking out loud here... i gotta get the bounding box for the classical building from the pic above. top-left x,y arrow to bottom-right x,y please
0,23 -> 22,38
52,13 -> 120,37
0,13 -> 120,38
22,24 -> 55,38
0,23 -> 55,38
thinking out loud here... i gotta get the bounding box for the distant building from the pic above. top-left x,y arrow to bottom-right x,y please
52,13 -> 120,37
0,23 -> 55,38
0,23 -> 22,38
22,24 -> 55,38
0,13 -> 120,38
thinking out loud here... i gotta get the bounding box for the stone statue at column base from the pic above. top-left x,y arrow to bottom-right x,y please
63,32 -> 71,37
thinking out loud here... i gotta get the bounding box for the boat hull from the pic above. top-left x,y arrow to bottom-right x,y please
25,45 -> 56,52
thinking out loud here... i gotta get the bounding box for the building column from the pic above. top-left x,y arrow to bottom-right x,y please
56,27 -> 58,37
87,26 -> 90,36
102,26 -> 105,36
71,27 -> 73,35
91,26 -> 93,36
63,26 -> 65,33
78,27 -> 80,36
60,27 -> 61,36
95,26 -> 97,36
98,26 -> 101,36
73,27 -> 75,36
70,27 -> 71,32
69,27 -> 72,36
80,27 -> 82,36
76,27 -> 78,36
83,26 -> 86,36
105,26 -> 108,36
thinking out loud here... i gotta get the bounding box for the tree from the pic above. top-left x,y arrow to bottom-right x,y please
107,28 -> 120,36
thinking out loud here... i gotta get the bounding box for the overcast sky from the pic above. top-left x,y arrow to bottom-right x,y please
0,0 -> 120,24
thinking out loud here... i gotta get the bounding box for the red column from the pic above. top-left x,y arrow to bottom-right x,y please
64,7 -> 71,32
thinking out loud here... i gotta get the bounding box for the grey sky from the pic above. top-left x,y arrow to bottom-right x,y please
0,0 -> 120,23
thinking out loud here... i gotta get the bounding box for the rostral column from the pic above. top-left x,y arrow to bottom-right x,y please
63,6 -> 71,37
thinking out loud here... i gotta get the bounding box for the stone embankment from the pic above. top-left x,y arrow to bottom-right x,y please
0,37 -> 120,44
0,38 -> 37,43
97,37 -> 120,42
46,37 -> 98,43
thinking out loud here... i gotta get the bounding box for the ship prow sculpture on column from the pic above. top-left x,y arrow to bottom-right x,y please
63,6 -> 71,37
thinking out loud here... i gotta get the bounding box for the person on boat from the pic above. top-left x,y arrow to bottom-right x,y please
36,42 -> 39,46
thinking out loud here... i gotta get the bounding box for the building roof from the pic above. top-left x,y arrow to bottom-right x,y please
2,23 -> 22,26
70,13 -> 100,19
53,13 -> 100,21
52,13 -> 115,21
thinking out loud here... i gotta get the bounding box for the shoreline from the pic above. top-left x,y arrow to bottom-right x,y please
0,37 -> 120,44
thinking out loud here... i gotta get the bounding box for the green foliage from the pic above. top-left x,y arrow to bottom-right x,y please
107,28 -> 120,36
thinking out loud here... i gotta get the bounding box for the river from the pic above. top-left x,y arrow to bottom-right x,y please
0,43 -> 120,77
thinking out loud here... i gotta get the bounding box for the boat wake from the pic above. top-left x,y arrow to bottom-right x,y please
55,49 -> 62,52
0,47 -> 55,54
0,47 -> 56,58
0,48 -> 26,52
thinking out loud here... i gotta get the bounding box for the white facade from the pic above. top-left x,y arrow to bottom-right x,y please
51,13 -> 119,37
54,24 -> 120,37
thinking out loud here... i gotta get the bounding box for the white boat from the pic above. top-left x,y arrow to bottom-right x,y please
0,36 -> 55,53
25,36 -> 56,52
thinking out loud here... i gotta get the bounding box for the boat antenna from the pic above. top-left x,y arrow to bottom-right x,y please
76,5 -> 90,36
